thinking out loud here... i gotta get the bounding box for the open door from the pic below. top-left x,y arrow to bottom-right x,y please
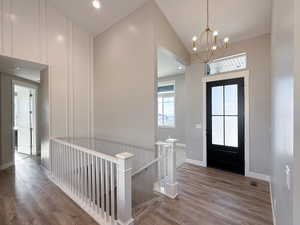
14,84 -> 36,155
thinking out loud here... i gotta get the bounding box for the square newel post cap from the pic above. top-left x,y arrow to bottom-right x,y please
165,138 -> 179,143
115,152 -> 134,160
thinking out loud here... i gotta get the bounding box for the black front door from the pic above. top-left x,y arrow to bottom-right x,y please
206,78 -> 245,175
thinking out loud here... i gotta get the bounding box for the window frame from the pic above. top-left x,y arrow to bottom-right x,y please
158,81 -> 176,128
206,53 -> 247,75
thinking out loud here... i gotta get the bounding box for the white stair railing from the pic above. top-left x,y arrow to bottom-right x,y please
155,139 -> 178,199
50,138 -> 134,225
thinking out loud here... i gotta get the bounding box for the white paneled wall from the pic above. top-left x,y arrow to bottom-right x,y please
0,0 -> 93,168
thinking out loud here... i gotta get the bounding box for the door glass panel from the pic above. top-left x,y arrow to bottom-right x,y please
225,84 -> 238,115
212,116 -> 224,145
212,86 -> 223,115
225,116 -> 238,147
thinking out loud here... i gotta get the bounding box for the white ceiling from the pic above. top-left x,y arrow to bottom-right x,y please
155,0 -> 272,52
0,55 -> 47,82
48,0 -> 149,35
48,0 -> 272,52
157,48 -> 185,78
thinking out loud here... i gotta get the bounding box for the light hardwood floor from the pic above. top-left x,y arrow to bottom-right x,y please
136,164 -> 273,225
0,156 -> 273,225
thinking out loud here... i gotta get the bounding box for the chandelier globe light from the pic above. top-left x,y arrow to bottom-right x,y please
192,0 -> 229,63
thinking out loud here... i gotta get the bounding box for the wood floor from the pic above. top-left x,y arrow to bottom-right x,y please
0,155 -> 99,225
136,164 -> 273,225
0,156 -> 273,225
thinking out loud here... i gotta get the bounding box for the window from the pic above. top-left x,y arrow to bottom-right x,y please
211,84 -> 238,147
207,53 -> 247,75
158,82 -> 175,127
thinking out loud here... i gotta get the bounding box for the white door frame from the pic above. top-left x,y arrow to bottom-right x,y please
202,69 -> 250,176
12,80 -> 39,156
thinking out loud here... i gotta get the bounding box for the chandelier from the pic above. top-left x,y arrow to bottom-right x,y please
192,0 -> 229,63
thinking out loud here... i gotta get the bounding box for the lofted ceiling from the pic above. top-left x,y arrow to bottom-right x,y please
155,0 -> 272,52
48,0 -> 272,52
48,0 -> 149,35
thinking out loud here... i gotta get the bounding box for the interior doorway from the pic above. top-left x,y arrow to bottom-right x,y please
13,81 -> 38,157
156,47 -> 187,167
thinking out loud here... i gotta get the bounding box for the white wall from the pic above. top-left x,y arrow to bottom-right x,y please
185,34 -> 271,177
0,0 -> 93,168
94,1 -> 156,148
294,1 -> 300,224
93,1 -> 189,148
271,0 -> 294,224
152,3 -> 190,66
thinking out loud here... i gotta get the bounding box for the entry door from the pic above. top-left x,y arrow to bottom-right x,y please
14,85 -> 34,155
206,78 -> 245,175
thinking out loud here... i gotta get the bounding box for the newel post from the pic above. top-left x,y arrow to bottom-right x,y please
165,138 -> 178,198
116,152 -> 134,225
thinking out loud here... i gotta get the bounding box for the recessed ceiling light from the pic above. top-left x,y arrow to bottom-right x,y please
92,0 -> 101,9
178,66 -> 183,70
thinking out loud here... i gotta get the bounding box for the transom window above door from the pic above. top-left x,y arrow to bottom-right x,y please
207,53 -> 247,75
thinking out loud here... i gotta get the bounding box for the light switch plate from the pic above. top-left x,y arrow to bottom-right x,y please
195,124 -> 202,129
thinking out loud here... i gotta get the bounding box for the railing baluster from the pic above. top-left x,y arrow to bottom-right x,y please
105,160 -> 110,219
96,157 -> 100,212
111,162 -> 115,220
100,158 -> 104,216
79,151 -> 82,199
50,138 -> 137,225
84,152 -> 87,204
82,151 -> 85,200
92,155 -> 95,208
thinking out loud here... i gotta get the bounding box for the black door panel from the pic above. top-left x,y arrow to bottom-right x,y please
206,78 -> 245,175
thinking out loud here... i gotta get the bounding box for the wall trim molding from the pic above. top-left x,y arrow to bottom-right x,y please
185,158 -> 206,167
246,171 -> 270,182
0,161 -> 14,170
185,158 -> 270,182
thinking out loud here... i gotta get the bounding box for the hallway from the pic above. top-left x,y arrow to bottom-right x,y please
0,157 -> 273,225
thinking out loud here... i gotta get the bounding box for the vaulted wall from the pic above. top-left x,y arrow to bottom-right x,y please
93,1 -> 189,149
0,0 -> 93,168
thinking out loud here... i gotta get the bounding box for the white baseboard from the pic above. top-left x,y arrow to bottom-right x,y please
246,171 -> 270,182
0,161 -> 14,170
176,143 -> 186,148
185,158 -> 270,182
185,158 -> 206,167
269,181 -> 277,225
